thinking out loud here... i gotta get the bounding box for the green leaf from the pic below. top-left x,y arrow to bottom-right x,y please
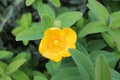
46,61 -> 60,76
12,13 -> 32,36
87,40 -> 107,52
0,76 -> 12,80
34,76 -> 47,80
23,40 -> 29,46
4,6 -> 13,20
26,0 -> 35,6
77,38 -> 87,49
76,16 -> 84,29
102,32 -> 115,48
12,27 -> 25,36
95,54 -> 112,80
49,0 -> 61,7
113,51 -> 120,62
12,13 -> 32,45
16,23 -> 44,41
0,67 -> 4,76
0,6 -> 13,32
33,71 -> 47,78
41,14 -> 54,30
58,58 -> 76,70
108,29 -> 120,51
78,21 -> 108,38
109,11 -> 120,29
0,61 -> 7,72
20,13 -> 32,28
69,49 -> 94,80
14,0 -> 23,5
13,52 -> 31,62
87,0 -> 109,24
110,69 -> 120,80
56,12 -> 82,27
76,42 -> 88,56
57,7 -> 70,15
3,76 -> 12,80
0,51 -> 13,59
51,67 -> 81,80
90,50 -> 116,68
7,59 -> 26,74
36,2 -> 55,20
20,65 -> 33,77
88,11 -> 97,21
11,70 -> 30,80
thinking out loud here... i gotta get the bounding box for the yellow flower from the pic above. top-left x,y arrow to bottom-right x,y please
39,27 -> 77,62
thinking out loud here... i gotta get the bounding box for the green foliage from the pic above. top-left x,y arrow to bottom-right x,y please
34,76 -> 47,80
102,32 -> 115,48
0,6 -> 13,32
95,54 -> 112,80
13,52 -> 31,63
87,0 -> 109,24
0,62 -> 7,74
33,71 -> 47,80
90,50 -> 116,68
78,21 -> 108,38
16,23 -> 44,40
103,0 -> 120,13
0,0 -> 120,80
46,61 -> 60,76
11,70 -> 30,80
26,0 -> 36,6
41,15 -> 54,30
56,12 -> 82,27
34,1 -> 55,21
12,13 -> 32,45
0,51 -> 13,59
69,49 -> 94,80
106,29 -> 120,52
109,11 -> 120,29
7,59 -> 26,74
12,13 -> 32,35
48,0 -> 61,7
79,0 -> 120,53
110,69 -> 120,80
76,42 -> 88,56
51,67 -> 81,80
87,40 -> 107,52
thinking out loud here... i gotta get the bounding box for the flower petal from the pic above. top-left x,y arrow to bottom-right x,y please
45,28 -> 64,37
67,43 -> 76,49
59,49 -> 71,57
59,44 -> 76,57
42,51 -> 62,62
39,28 -> 62,54
39,40 -> 46,54
63,28 -> 77,44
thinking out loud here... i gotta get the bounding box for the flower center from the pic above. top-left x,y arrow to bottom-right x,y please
53,40 -> 60,46
48,36 -> 66,52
